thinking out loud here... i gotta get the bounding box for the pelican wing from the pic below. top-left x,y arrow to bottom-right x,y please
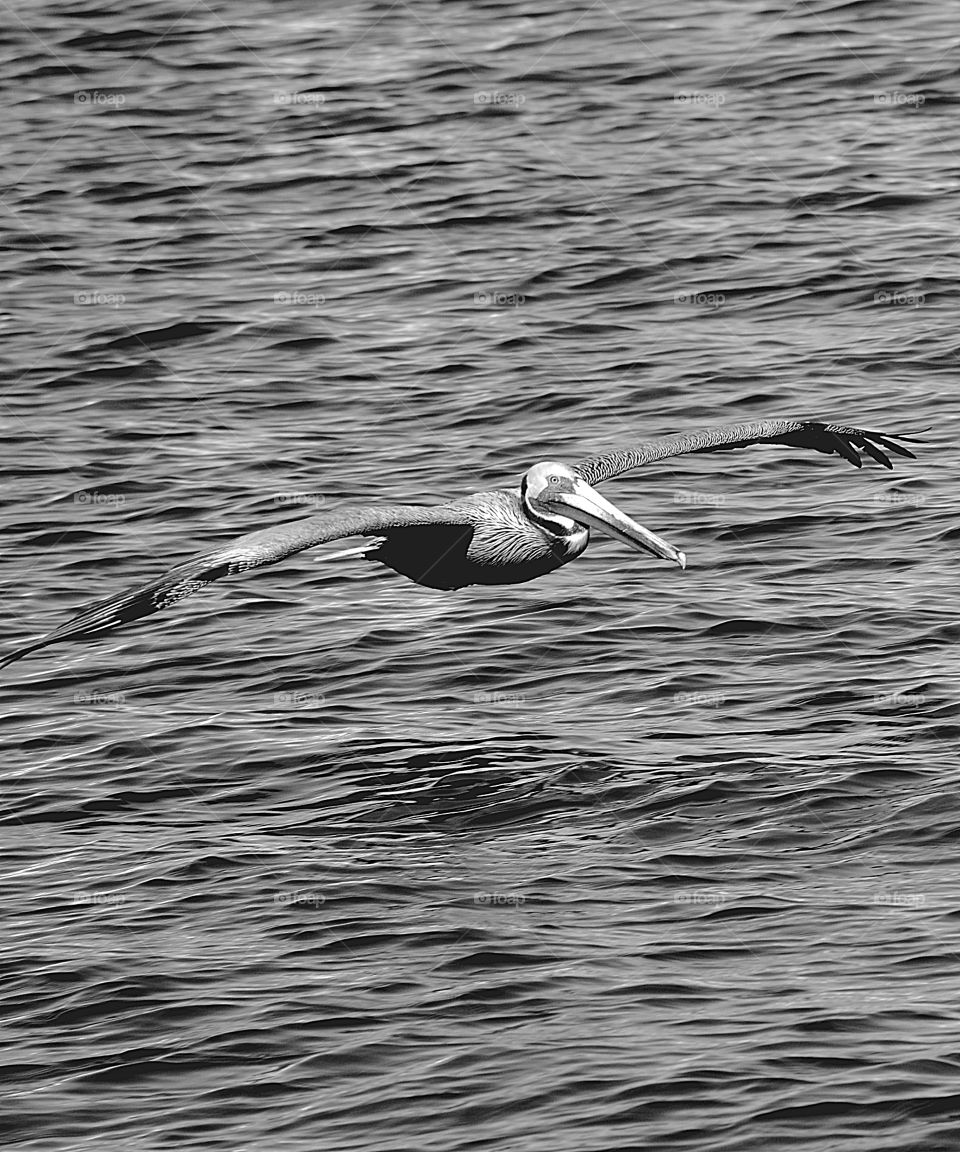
574,419 -> 919,486
2,503 -> 458,669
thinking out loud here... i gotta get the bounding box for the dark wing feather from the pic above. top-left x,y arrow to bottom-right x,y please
574,419 -> 921,486
2,502 -> 458,669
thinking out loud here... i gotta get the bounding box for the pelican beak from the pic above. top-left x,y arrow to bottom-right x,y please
548,479 -> 687,569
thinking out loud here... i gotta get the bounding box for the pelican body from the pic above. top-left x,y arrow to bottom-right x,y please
365,488 -> 584,590
363,463 -> 684,590
1,419 -> 918,669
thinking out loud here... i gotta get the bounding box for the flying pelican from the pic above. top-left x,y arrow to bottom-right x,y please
2,418 -> 917,669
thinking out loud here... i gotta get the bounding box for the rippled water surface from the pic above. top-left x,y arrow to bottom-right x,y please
3,1 -> 960,1149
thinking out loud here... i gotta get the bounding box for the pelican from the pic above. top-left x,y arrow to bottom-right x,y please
2,418 -> 917,669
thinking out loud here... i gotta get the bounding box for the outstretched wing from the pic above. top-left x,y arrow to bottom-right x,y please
2,502 -> 458,669
574,419 -> 920,486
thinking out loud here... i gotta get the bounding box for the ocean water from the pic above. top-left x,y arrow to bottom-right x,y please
2,1 -> 959,1149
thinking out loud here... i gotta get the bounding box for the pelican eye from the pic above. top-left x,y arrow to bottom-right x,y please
548,474 -> 561,485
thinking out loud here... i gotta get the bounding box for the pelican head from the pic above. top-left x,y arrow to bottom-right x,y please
522,461 -> 686,568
